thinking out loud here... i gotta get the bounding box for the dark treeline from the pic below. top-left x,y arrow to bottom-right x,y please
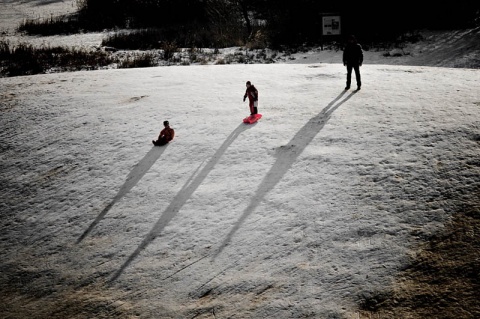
24,0 -> 480,47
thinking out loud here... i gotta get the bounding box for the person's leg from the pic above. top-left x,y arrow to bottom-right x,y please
354,65 -> 361,89
346,65 -> 353,89
153,138 -> 167,146
249,100 -> 254,115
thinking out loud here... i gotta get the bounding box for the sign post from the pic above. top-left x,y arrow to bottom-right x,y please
322,16 -> 341,35
320,14 -> 341,50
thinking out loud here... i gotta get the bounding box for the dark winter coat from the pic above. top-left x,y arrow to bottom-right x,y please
343,43 -> 364,66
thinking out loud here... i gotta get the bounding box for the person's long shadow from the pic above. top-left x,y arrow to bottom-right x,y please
77,145 -> 168,244
213,90 -> 358,258
110,123 -> 252,282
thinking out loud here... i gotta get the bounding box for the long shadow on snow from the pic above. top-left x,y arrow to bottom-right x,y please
77,145 -> 168,243
213,90 -> 358,258
110,123 -> 253,281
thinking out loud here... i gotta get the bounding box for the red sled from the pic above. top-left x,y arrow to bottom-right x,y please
243,113 -> 262,124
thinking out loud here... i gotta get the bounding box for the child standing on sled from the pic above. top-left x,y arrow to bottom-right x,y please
152,120 -> 175,146
243,81 -> 258,115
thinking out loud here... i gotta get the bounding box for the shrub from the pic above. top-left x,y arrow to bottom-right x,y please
161,41 -> 178,61
18,15 -> 80,35
0,41 -> 10,59
0,43 -> 45,76
118,53 -> 156,68
101,26 -> 238,51
102,29 -> 165,50
0,42 -> 114,77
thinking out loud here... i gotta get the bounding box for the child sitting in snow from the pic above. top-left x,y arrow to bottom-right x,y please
152,120 -> 175,146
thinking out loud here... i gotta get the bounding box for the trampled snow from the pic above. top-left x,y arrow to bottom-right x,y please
1,63 -> 479,318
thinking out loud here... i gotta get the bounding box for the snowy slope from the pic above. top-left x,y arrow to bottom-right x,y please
1,63 -> 479,318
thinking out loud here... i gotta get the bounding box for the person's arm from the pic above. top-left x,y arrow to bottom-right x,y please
158,128 -> 166,139
358,44 -> 363,66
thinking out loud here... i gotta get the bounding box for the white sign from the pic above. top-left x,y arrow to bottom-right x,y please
322,16 -> 341,35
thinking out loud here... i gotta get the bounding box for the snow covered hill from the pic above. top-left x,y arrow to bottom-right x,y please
1,63 -> 479,318
1,1 -> 480,318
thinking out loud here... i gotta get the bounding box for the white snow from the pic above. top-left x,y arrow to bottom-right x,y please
1,1 -> 480,318
1,63 -> 479,318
